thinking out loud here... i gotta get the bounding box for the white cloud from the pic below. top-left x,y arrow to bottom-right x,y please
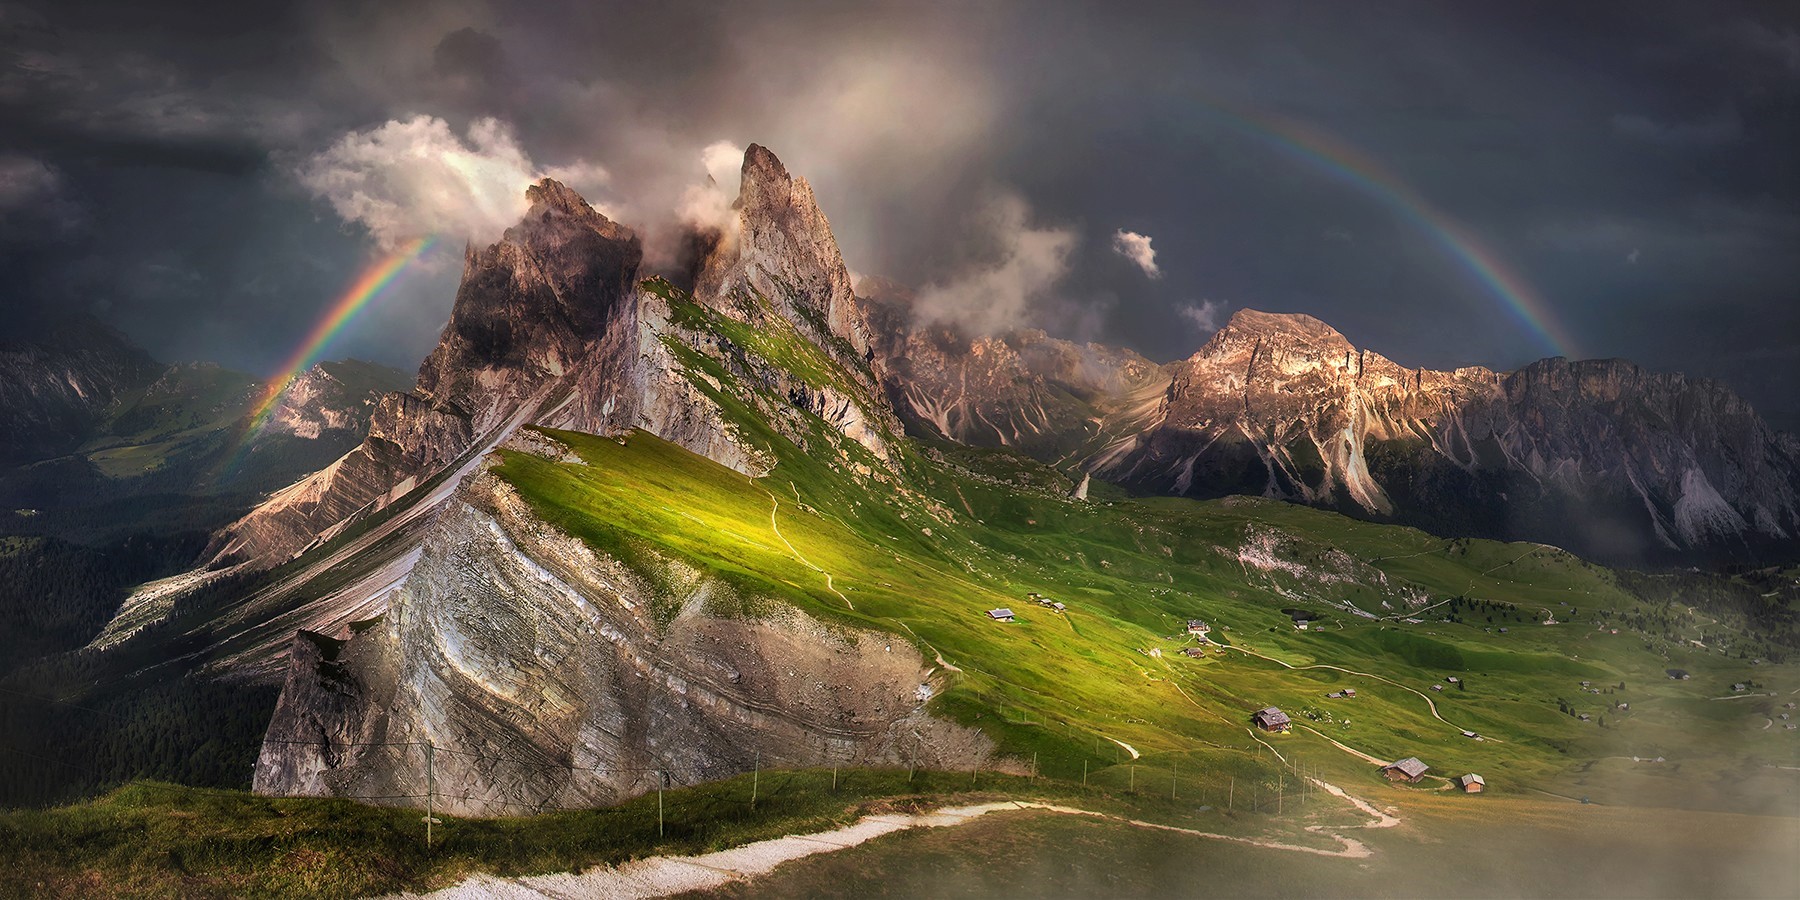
1111,229 -> 1161,278
677,139 -> 744,233
1177,299 -> 1229,333
296,115 -> 610,250
915,192 -> 1076,334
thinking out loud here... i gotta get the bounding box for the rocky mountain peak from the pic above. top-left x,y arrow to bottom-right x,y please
699,145 -> 873,359
523,178 -> 594,218
1204,309 -> 1353,355
416,180 -> 643,431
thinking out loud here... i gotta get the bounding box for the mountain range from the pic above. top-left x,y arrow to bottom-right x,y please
2,144 -> 1796,814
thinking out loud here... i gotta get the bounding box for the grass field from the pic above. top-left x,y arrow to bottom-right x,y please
492,423 -> 1799,819
0,770 -> 1320,899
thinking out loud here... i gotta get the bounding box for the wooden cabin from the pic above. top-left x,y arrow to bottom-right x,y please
986,608 -> 1016,623
1455,773 -> 1485,793
1252,707 -> 1292,733
1382,757 -> 1429,783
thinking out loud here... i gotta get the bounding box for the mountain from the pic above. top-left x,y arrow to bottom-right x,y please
856,278 -> 1169,459
1084,309 -> 1800,564
0,316 -> 160,467
242,146 -> 944,813
0,318 -> 408,544
16,145 -> 1798,828
864,303 -> 1799,565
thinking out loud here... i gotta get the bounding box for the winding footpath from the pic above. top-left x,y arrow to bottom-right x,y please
758,484 -> 853,611
404,795 -> 1399,899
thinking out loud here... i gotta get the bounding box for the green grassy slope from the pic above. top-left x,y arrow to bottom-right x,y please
488,280 -> 1800,819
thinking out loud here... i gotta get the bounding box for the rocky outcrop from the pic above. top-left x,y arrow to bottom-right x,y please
261,360 -> 410,442
857,279 -> 1169,458
254,462 -> 993,815
1092,309 -> 1800,563
697,144 -> 876,370
208,180 -> 646,565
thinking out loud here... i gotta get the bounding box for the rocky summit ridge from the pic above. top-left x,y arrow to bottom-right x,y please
860,295 -> 1799,564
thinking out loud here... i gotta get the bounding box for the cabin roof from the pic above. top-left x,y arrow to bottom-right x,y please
1386,757 -> 1429,778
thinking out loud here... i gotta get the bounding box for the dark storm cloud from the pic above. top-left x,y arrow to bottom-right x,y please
0,0 -> 1795,425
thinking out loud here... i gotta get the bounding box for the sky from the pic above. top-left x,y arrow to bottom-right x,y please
1,0 -> 1797,426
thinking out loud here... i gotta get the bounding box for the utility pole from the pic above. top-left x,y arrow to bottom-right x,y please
658,770 -> 665,838
1129,765 -> 1136,792
1171,760 -> 1178,801
1229,776 -> 1234,811
422,742 -> 440,850
1082,759 -> 1088,787
751,750 -> 760,809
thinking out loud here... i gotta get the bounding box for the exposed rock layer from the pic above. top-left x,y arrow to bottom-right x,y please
254,464 -> 991,816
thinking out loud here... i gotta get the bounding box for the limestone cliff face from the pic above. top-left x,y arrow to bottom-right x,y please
208,180 -> 644,565
254,453 -> 991,815
697,144 -> 876,370
1092,309 -> 1800,561
857,279 -> 1169,458
261,360 -> 410,442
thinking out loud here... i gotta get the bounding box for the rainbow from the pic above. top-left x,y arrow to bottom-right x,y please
242,236 -> 436,437
1197,107 -> 1580,359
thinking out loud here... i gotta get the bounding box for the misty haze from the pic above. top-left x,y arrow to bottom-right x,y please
0,1 -> 1796,898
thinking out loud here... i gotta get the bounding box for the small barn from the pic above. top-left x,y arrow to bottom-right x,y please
1456,773 -> 1485,793
1252,707 -> 1292,732
1342,688 -> 1356,698
1666,669 -> 1690,680
1182,648 -> 1206,658
986,608 -> 1016,623
1382,757 -> 1430,783
1187,620 -> 1209,635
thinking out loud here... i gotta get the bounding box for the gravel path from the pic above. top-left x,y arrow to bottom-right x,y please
398,793 -> 1392,899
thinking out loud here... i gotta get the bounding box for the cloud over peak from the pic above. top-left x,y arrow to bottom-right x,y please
914,192 -> 1076,334
1111,229 -> 1161,278
295,115 -> 610,250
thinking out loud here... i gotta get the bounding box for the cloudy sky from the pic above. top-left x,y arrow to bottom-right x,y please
2,0 -> 1797,425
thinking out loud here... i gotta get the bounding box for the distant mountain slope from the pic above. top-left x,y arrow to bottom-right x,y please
1091,309 -> 1800,564
0,318 -> 408,542
862,299 -> 1799,564
856,278 -> 1169,460
0,316 -> 160,467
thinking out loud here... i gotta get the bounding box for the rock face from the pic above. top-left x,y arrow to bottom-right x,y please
208,180 -> 646,565
247,147 -> 943,811
0,316 -> 159,465
253,460 -> 990,816
262,360 -> 410,442
698,144 -> 875,366
214,144 -> 894,567
857,279 -> 1169,457
1091,309 -> 1800,563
